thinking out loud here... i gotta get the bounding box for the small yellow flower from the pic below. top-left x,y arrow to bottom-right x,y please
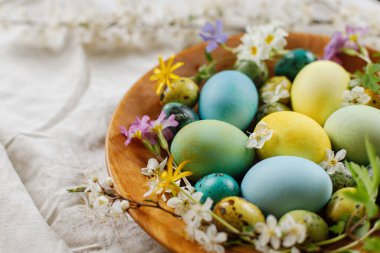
146,156 -> 192,197
149,55 -> 184,95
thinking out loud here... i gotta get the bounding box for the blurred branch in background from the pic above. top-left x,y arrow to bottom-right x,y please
0,0 -> 380,52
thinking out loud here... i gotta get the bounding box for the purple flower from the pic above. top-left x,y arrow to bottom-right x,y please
199,19 -> 228,53
119,115 -> 152,146
323,26 -> 369,63
150,111 -> 178,141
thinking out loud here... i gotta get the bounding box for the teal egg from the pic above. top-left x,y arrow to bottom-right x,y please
324,105 -> 380,164
171,120 -> 255,180
195,173 -> 240,204
199,70 -> 259,130
275,49 -> 317,81
234,60 -> 268,88
241,156 -> 332,218
162,102 -> 199,131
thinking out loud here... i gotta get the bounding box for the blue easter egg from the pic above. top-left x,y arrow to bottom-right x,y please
275,49 -> 317,80
199,70 -> 259,130
241,156 -> 332,218
195,173 -> 240,204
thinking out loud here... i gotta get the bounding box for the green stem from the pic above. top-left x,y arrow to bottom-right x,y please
315,233 -> 347,246
327,226 -> 378,253
67,185 -> 87,192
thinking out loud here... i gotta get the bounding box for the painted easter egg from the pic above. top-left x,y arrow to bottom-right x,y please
234,60 -> 268,87
256,111 -> 331,163
324,105 -> 380,164
171,120 -> 255,180
213,196 -> 264,231
260,76 -> 292,104
275,49 -> 317,81
326,187 -> 365,222
199,70 -> 259,130
162,102 -> 199,131
280,210 -> 329,243
291,60 -> 350,125
366,89 -> 380,109
241,156 -> 332,218
257,103 -> 290,121
195,173 -> 240,204
161,77 -> 199,107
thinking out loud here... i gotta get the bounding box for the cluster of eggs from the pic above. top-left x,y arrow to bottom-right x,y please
160,49 -> 379,238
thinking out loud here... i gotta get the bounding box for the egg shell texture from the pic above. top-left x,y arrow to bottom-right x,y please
199,70 -> 258,130
324,105 -> 380,164
291,60 -> 350,125
241,156 -> 333,218
171,120 -> 255,180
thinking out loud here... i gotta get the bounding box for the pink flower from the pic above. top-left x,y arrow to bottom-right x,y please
119,115 -> 152,146
323,26 -> 369,63
150,111 -> 178,141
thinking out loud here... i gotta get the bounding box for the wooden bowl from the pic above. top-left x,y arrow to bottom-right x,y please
106,33 -> 377,253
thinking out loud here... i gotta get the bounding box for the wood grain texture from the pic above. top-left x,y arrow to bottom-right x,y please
105,33 -> 377,253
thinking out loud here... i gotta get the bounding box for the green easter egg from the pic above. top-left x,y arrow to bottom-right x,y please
324,105 -> 380,164
162,102 -> 199,131
160,78 -> 199,107
234,60 -> 269,87
280,210 -> 328,243
171,120 -> 255,180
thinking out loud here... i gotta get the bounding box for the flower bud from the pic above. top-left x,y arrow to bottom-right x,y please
121,200 -> 130,211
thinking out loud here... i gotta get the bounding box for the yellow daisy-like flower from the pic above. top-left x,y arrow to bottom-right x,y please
149,156 -> 192,197
149,55 -> 184,95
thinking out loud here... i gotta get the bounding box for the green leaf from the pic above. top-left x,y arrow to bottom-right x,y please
330,219 -> 348,235
365,202 -> 379,218
363,237 -> 380,252
304,244 -> 320,252
341,48 -> 359,56
361,63 -> 380,94
366,137 -> 380,199
353,220 -> 370,238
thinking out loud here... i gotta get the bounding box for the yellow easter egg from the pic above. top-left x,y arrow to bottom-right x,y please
257,111 -> 331,163
291,60 -> 349,125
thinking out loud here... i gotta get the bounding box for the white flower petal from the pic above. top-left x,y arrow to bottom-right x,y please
335,149 -> 346,161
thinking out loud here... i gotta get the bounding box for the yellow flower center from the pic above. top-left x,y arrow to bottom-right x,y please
251,46 -> 258,56
133,130 -> 142,139
329,159 -> 337,167
265,34 -> 274,44
349,34 -> 358,42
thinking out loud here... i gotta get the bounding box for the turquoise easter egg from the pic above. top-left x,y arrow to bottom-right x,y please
324,105 -> 380,164
162,102 -> 199,131
275,49 -> 317,81
171,120 -> 255,180
199,70 -> 259,130
241,156 -> 332,218
195,173 -> 240,204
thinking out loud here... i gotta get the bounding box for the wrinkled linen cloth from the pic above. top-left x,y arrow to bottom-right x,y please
1,0 -> 380,253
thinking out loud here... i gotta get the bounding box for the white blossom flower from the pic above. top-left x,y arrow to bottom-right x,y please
236,31 -> 271,67
110,200 -> 124,218
167,189 -> 203,216
141,157 -> 167,177
279,216 -> 307,247
143,176 -> 161,197
246,122 -> 273,149
92,195 -> 111,216
342,86 -> 371,106
183,198 -> 213,238
255,244 -> 282,253
259,23 -> 288,51
120,200 -> 130,211
319,149 -> 346,175
349,78 -> 361,88
291,247 -> 301,253
195,224 -> 227,253
262,84 -> 290,104
255,215 -> 282,250
103,177 -> 114,187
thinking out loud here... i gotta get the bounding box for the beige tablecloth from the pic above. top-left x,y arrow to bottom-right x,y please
1,0 -> 380,252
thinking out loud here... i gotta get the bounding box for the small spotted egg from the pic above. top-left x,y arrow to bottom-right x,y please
195,173 -> 240,204
160,78 -> 199,107
213,196 -> 264,231
162,102 -> 199,131
329,169 -> 356,193
275,49 -> 317,81
326,187 -> 365,222
280,210 -> 328,243
234,59 -> 268,88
